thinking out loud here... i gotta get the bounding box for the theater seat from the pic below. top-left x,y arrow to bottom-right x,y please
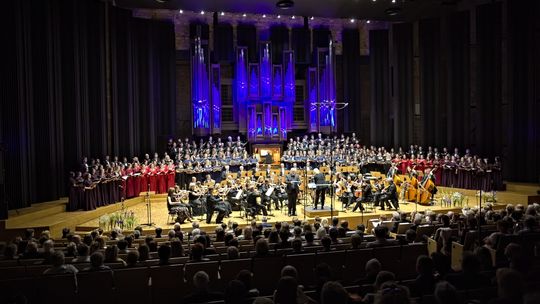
38,274 -> 77,301
399,243 -> 428,279
150,264 -> 187,304
185,261 -> 220,290
316,250 -> 346,281
77,270 -> 115,303
219,258 -> 252,284
252,256 -> 284,295
284,253 -> 316,287
373,246 -> 401,274
344,249 -> 373,284
113,267 -> 150,302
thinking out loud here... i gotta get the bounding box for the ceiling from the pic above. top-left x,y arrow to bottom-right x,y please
114,0 -> 471,22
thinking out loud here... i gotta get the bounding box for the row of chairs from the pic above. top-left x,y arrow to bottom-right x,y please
0,243 -> 427,303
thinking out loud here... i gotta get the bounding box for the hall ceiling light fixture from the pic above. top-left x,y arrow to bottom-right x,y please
276,0 -> 295,9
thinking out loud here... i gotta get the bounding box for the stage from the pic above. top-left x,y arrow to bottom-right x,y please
1,182 -> 539,239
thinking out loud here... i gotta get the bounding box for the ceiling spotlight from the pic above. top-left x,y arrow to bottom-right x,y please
242,13 -> 247,17
310,16 -> 314,20
277,15 -> 281,18
220,12 -> 225,16
263,14 -> 267,18
350,18 -> 355,23
392,0 -> 396,2
200,10 -> 205,15
291,15 -> 295,19
385,7 -> 402,16
179,9 -> 183,14
366,20 -> 371,24
276,0 -> 295,9
155,0 -> 171,3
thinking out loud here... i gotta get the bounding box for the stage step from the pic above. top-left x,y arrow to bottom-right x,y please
6,201 -> 67,228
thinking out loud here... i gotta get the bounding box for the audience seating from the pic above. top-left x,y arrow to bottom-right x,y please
113,267 -> 150,302
185,260 -> 220,290
284,252 -> 316,287
251,256 -> 284,295
219,258 -> 252,285
316,250 -> 346,281
373,246 -> 402,275
150,264 -> 187,304
77,270 -> 115,303
399,243 -> 428,279
343,248 -> 373,283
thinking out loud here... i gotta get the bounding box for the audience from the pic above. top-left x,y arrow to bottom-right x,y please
182,271 -> 223,304
43,251 -> 78,275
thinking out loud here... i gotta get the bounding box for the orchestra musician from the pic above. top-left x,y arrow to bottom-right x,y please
375,178 -> 399,211
313,168 -> 327,209
205,187 -> 228,224
352,176 -> 369,212
167,187 -> 192,223
188,183 -> 205,217
285,168 -> 300,216
246,184 -> 268,217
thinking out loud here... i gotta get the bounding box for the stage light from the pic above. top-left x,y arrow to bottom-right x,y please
291,15 -> 295,19
276,0 -> 294,9
263,14 -> 267,18
310,16 -> 314,20
350,18 -> 355,23
392,0 -> 396,2
179,9 -> 183,14
367,20 -> 371,24
200,10 -> 205,15
220,12 -> 225,16
242,13 -> 247,17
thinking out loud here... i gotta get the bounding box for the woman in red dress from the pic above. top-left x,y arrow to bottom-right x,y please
139,164 -> 149,194
125,163 -> 135,198
148,163 -> 158,192
167,163 -> 176,189
157,164 -> 168,194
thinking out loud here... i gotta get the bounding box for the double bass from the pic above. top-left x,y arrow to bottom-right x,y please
417,168 -> 436,206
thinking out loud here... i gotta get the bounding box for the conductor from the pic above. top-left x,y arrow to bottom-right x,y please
286,168 -> 300,216
313,168 -> 327,209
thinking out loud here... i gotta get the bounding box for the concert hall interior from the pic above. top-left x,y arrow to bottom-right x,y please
1,0 -> 540,303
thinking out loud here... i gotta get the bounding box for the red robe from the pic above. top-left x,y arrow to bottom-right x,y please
157,168 -> 167,194
148,168 -> 158,192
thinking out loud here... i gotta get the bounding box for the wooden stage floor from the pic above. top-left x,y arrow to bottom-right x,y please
1,183 -> 539,238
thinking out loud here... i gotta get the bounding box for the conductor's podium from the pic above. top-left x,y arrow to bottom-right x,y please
304,206 -> 340,218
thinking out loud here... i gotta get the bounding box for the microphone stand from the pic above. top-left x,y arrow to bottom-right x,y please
142,183 -> 154,227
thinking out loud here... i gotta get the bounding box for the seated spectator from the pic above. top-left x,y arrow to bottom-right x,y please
445,252 -> 491,290
275,229 -> 291,249
117,239 -> 129,254
138,244 -> 150,261
41,239 -> 55,264
224,279 -> 248,304
65,242 -> 77,258
355,224 -> 366,236
374,271 -> 396,291
189,243 -> 209,262
410,255 -> 437,297
274,276 -> 313,304
21,242 -> 40,259
304,231 -> 318,247
320,236 -> 333,252
268,230 -> 280,244
321,281 -> 349,304
155,227 -> 163,238
405,229 -> 417,244
237,269 -> 259,297
125,251 -> 140,267
374,282 -> 410,304
484,218 -> 511,249
291,239 -> 304,254
366,226 -> 399,248
158,244 -> 171,265
148,241 -> 158,253
328,227 -> 342,244
316,226 -> 327,239
434,281 -> 460,304
43,251 -> 78,275
254,238 -> 271,257
226,246 -> 239,260
238,226 -> 253,241
182,271 -> 223,304
313,263 -> 332,301
170,238 -> 184,257
474,246 -> 494,272
105,245 -> 127,266
72,244 -> 90,263
83,252 -> 111,271
350,233 -> 363,249
355,258 -> 381,285
167,229 -> 176,240
215,227 -> 225,242
490,268 -> 523,304
1,243 -> 18,260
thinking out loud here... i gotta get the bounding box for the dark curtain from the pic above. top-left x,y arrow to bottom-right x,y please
313,28 -> 331,48
446,11 -> 471,150
507,0 -> 540,182
369,30 -> 391,147
419,18 -> 442,148
392,22 -> 414,149
270,26 -> 289,64
0,0 -> 176,209
342,29 -> 362,134
237,24 -> 258,63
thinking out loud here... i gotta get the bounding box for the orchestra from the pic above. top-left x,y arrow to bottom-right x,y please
68,134 -> 503,223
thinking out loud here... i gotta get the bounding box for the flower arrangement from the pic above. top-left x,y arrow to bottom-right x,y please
452,192 -> 466,207
440,191 -> 452,207
98,205 -> 137,231
483,191 -> 497,203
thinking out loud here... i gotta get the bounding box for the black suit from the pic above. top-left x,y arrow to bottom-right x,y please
247,190 -> 267,216
286,174 -> 300,216
206,194 -> 227,224
313,173 -> 327,209
376,183 -> 399,210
